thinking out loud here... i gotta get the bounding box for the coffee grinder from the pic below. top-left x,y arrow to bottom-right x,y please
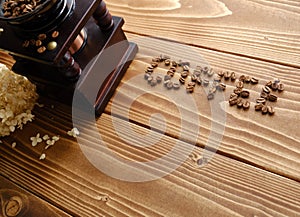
0,0 -> 138,116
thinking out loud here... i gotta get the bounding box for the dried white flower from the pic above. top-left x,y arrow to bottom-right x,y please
67,127 -> 80,138
30,133 -> 42,147
45,136 -> 59,150
52,135 -> 60,141
39,153 -> 46,160
46,140 -> 55,146
42,134 -> 50,141
0,63 -> 38,137
11,142 -> 16,148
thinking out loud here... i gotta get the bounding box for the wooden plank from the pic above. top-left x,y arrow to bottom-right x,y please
104,33 -> 300,182
0,101 -> 300,217
0,175 -> 71,217
105,0 -> 300,67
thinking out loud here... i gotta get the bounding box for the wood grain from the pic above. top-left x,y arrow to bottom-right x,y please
0,101 -> 300,217
103,33 -> 300,182
106,0 -> 300,67
0,176 -> 71,217
0,51 -> 15,68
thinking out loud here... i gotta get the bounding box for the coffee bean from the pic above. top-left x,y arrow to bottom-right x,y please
271,82 -> 278,91
166,81 -> 173,89
173,82 -> 180,90
224,71 -> 231,80
164,74 -> 171,81
217,83 -> 226,91
152,57 -> 160,62
239,75 -> 246,82
255,103 -> 264,111
250,77 -> 259,84
186,86 -> 194,93
230,94 -> 239,101
262,105 -> 268,114
196,77 -> 202,85
147,75 -> 153,83
170,66 -> 177,72
3,0 -> 43,18
144,73 -> 151,80
22,40 -> 30,48
191,74 -> 198,82
278,83 -> 284,92
233,88 -> 242,96
179,61 -> 190,67
218,71 -> 225,77
179,76 -> 185,84
202,66 -> 209,74
150,79 -> 157,86
230,93 -> 238,99
164,80 -> 170,86
207,93 -> 214,100
160,54 -> 170,61
209,86 -> 217,94
147,66 -> 154,73
269,93 -> 278,102
236,81 -> 244,89
35,39 -> 42,47
151,62 -> 158,68
29,39 -> 36,46
193,70 -> 201,77
243,100 -> 250,110
213,74 -> 221,82
164,59 -> 171,66
37,46 -> 46,53
256,97 -> 266,104
237,98 -> 244,108
171,61 -> 178,67
273,78 -> 280,84
52,30 -> 59,38
260,91 -> 269,99
230,72 -> 236,81
195,65 -> 202,71
167,70 -> 175,77
202,79 -> 209,87
38,33 -> 47,41
188,81 -> 196,87
229,98 -> 238,106
207,68 -> 214,77
262,86 -> 271,94
268,106 -> 275,115
181,71 -> 189,78
241,90 -> 250,98
265,81 -> 272,87
156,76 -> 162,83
244,76 -> 251,83
183,65 -> 190,71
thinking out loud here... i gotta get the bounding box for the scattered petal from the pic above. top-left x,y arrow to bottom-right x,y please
11,142 -> 16,148
46,140 -> 55,146
39,153 -> 46,160
43,135 -> 50,140
35,103 -> 44,108
52,136 -> 60,141
67,127 -> 80,138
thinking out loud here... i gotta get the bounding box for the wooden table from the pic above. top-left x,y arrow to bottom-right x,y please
1,0 -> 300,216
